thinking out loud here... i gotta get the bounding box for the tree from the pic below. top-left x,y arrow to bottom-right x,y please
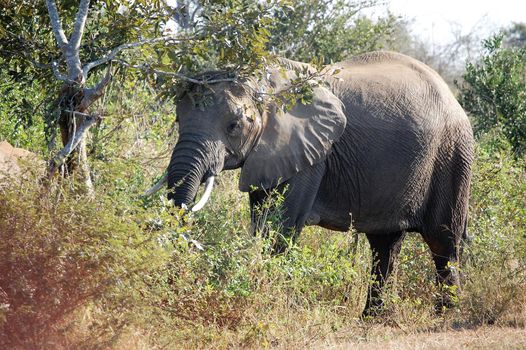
268,0 -> 398,63
458,35 -> 526,155
0,0 -> 283,192
0,0 -> 173,191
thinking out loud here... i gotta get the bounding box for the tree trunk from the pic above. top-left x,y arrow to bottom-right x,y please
51,84 -> 96,195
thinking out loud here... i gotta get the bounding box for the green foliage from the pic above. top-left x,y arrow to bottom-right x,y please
461,132 -> 526,324
268,0 -> 399,63
152,0 -> 294,100
197,0 -> 278,69
131,177 -> 371,346
0,0 -> 291,149
0,0 -> 171,80
0,0 -> 174,148
458,35 -> 526,155
0,0 -> 294,91
0,68 -> 48,152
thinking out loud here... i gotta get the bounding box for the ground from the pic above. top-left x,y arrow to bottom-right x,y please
315,326 -> 526,350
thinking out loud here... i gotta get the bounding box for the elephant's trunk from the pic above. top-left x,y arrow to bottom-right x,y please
167,137 -> 209,207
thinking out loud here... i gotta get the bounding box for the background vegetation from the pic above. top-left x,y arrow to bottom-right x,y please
0,1 -> 525,349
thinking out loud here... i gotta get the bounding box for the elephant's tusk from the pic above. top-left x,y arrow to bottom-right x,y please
191,176 -> 215,212
143,173 -> 168,196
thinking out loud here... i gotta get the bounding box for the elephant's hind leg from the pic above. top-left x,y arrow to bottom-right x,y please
421,230 -> 461,312
363,231 -> 406,316
422,144 -> 472,312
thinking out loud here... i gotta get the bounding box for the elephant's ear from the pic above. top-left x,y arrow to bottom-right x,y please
239,68 -> 346,192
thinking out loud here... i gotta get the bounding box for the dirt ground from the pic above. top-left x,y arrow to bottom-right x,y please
318,327 -> 526,350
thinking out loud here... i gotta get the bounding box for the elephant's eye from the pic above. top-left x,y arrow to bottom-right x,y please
227,120 -> 241,135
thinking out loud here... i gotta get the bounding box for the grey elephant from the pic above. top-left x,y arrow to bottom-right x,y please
164,51 -> 474,314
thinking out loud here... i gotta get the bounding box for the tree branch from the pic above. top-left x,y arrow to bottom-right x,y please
45,0 -> 68,51
78,64 -> 112,111
114,59 -> 237,84
69,0 -> 91,52
46,0 -> 84,83
191,4 -> 202,25
82,35 -> 198,78
51,61 -> 74,83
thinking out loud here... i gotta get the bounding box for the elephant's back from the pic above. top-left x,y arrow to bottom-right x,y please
327,51 -> 468,128
326,51 -> 472,153
319,51 -> 474,233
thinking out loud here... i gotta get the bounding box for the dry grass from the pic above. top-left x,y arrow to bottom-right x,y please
112,322 -> 526,350
323,326 -> 526,350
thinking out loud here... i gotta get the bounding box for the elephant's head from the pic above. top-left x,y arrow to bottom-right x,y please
167,60 -> 347,209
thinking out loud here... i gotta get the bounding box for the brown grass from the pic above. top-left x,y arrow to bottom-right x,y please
324,326 -> 526,350
112,322 -> 526,350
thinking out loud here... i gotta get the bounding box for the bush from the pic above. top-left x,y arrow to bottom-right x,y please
117,173 -> 372,348
461,132 -> 526,325
0,175 -> 176,348
458,35 -> 526,155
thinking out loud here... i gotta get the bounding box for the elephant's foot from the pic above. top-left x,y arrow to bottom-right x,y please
434,281 -> 460,314
361,300 -> 385,319
421,232 -> 462,314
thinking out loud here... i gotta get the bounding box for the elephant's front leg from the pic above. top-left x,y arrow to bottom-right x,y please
249,162 -> 326,253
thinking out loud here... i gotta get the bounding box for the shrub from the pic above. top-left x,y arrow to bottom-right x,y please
458,35 -> 526,155
461,132 -> 526,325
0,175 -> 175,348
121,173 -> 371,348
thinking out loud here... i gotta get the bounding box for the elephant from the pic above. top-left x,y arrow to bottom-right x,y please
164,51 -> 474,315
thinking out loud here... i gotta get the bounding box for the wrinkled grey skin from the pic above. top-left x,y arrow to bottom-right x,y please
167,51 -> 474,315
